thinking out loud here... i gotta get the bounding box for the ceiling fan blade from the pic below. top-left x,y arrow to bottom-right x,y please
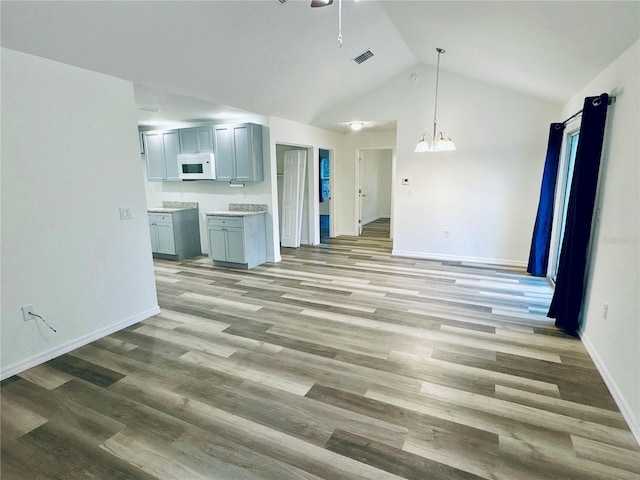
311,0 -> 333,7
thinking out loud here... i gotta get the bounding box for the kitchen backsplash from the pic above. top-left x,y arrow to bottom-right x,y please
229,203 -> 268,212
162,201 -> 199,210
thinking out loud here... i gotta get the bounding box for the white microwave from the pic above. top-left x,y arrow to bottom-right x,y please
177,153 -> 216,180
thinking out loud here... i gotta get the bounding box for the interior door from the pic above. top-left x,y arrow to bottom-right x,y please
281,150 -> 307,248
358,154 -> 364,235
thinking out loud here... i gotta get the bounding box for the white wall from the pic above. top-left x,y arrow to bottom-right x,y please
315,65 -> 561,265
567,40 -> 639,442
1,49 -> 159,379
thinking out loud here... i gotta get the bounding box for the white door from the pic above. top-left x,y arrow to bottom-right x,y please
358,154 -> 365,235
281,150 -> 307,248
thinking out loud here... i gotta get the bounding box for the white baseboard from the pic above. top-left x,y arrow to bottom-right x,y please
0,306 -> 160,381
391,249 -> 527,268
581,332 -> 640,445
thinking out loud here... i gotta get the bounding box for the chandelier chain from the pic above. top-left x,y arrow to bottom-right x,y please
433,48 -> 443,139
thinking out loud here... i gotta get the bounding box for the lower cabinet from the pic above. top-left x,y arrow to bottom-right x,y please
207,213 -> 266,269
148,209 -> 201,260
149,214 -> 176,255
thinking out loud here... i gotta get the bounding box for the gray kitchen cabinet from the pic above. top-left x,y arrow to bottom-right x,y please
179,127 -> 214,154
148,208 -> 201,260
206,212 -> 266,268
144,130 -> 181,181
213,123 -> 264,182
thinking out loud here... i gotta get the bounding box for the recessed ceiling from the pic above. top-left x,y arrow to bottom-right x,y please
1,1 -> 638,130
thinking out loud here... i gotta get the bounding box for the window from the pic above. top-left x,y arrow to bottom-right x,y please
550,130 -> 579,282
320,156 -> 330,202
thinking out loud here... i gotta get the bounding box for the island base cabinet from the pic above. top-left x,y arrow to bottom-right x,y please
148,209 -> 201,260
207,213 -> 266,269
151,222 -> 176,255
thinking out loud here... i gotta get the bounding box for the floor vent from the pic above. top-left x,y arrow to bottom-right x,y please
353,50 -> 374,65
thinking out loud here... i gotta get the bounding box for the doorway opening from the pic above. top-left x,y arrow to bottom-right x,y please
356,148 -> 394,240
319,149 -> 331,243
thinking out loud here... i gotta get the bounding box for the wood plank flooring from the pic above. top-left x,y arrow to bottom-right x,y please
3,221 -> 639,479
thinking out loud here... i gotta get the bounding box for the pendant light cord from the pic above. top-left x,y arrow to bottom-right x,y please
433,48 -> 443,140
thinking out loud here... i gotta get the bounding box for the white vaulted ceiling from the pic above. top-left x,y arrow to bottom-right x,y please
2,1 -> 638,128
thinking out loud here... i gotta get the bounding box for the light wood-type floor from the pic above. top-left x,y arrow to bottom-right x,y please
2,219 -> 639,479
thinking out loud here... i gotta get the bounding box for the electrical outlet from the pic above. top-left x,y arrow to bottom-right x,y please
444,230 -> 450,239
22,304 -> 35,321
602,303 -> 608,319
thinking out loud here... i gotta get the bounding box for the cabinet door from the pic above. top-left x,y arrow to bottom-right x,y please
162,131 -> 181,181
208,227 -> 228,261
214,126 -> 235,180
156,223 -> 176,254
232,124 -> 252,181
225,228 -> 246,263
196,127 -> 214,153
179,128 -> 199,154
144,133 -> 166,181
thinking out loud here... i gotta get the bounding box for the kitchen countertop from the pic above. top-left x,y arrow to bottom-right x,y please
148,207 -> 195,213
206,210 -> 266,217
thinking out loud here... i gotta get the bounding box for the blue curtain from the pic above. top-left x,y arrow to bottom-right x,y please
527,123 -> 565,276
548,93 -> 609,336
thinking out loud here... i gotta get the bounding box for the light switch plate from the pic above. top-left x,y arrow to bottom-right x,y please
119,207 -> 132,220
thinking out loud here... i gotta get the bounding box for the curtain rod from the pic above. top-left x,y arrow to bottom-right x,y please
562,96 -> 616,125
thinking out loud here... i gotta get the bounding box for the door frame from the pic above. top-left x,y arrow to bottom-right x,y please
318,148 -> 335,240
354,146 -> 396,238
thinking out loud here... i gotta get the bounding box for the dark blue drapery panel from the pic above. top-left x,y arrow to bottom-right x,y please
527,123 -> 565,276
548,93 -> 609,336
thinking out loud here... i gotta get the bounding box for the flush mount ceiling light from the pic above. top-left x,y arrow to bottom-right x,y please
415,48 -> 456,153
138,107 -> 162,113
350,122 -> 364,131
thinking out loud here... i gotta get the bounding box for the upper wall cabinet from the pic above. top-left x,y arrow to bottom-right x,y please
179,127 -> 214,154
144,130 -> 181,182
214,123 -> 264,182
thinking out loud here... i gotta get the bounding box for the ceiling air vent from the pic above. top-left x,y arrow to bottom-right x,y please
353,50 -> 374,65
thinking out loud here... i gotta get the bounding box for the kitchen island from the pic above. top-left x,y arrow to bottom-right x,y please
206,210 -> 267,269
